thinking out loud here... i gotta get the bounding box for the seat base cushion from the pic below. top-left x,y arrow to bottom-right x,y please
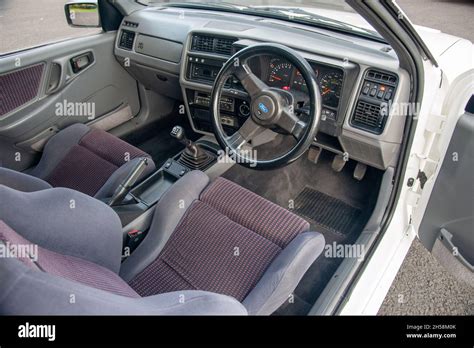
129,200 -> 282,301
128,177 -> 312,303
0,220 -> 138,298
46,144 -> 119,196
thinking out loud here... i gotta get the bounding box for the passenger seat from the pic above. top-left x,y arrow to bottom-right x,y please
0,124 -> 156,199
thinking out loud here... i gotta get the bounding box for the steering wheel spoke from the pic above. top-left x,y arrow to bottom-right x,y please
227,117 -> 265,149
278,107 -> 308,140
234,63 -> 268,98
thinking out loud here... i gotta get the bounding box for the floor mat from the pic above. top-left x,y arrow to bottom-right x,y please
294,187 -> 362,236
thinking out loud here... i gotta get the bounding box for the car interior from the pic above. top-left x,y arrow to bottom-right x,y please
0,1 -> 415,315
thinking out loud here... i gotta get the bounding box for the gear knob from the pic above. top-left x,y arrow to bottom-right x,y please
170,125 -> 185,141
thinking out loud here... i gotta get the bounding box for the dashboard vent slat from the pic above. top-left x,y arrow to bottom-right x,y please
119,30 -> 136,51
366,69 -> 397,86
123,20 -> 139,28
215,39 -> 234,55
352,101 -> 384,133
191,35 -> 236,56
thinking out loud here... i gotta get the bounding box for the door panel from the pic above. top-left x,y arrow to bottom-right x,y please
419,111 -> 474,286
0,32 -> 140,171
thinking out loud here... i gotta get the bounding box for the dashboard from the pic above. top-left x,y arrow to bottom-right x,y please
113,7 -> 410,170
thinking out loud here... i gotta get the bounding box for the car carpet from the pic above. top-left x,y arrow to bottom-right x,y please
122,115 -> 198,168
221,134 -> 383,315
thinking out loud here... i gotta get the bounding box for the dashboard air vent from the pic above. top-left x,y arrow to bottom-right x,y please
119,30 -> 136,50
123,20 -> 139,28
191,35 -> 236,55
366,69 -> 397,85
192,35 -> 214,52
352,101 -> 384,134
215,39 -> 234,55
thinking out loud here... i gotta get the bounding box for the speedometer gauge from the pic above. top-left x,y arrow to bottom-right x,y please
320,71 -> 343,108
268,58 -> 293,89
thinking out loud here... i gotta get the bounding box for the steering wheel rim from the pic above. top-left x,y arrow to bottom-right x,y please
210,43 -> 322,170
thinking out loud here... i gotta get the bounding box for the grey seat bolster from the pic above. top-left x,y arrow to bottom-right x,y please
243,232 -> 325,315
0,167 -> 52,192
0,185 -> 123,273
0,259 -> 247,315
120,170 -> 210,281
29,123 -> 90,179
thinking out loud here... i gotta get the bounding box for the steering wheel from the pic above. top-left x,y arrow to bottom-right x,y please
210,43 -> 322,169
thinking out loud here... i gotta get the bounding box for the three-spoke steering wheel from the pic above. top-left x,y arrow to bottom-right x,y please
210,43 -> 322,169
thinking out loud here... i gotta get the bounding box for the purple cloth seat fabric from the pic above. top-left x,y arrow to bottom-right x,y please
0,123 -> 156,198
129,177 -> 311,302
201,177 -> 310,247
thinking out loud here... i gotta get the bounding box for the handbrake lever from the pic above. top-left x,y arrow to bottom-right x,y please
108,157 -> 149,206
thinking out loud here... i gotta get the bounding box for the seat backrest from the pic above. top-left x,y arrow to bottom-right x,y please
0,185 -> 123,272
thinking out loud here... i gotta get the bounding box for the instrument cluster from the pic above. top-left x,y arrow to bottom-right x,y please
266,57 -> 344,109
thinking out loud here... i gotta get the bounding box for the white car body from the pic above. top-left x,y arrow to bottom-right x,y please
341,25 -> 474,314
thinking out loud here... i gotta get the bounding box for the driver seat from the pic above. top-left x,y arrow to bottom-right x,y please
0,171 -> 325,315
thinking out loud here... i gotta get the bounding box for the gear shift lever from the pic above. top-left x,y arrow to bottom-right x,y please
171,126 -> 190,146
170,126 -> 213,170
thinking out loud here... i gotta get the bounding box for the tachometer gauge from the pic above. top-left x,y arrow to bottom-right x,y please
268,58 -> 293,89
320,71 -> 343,108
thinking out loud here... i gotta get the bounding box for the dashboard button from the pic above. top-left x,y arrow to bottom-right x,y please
362,86 -> 369,95
377,90 -> 384,99
384,92 -> 392,101
369,88 -> 377,97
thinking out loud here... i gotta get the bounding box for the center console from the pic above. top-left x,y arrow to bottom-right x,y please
186,89 -> 251,134
180,34 -> 253,135
111,128 -> 222,254
112,129 -> 218,225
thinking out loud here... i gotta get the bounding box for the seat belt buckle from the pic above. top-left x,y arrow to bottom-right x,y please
127,229 -> 142,239
125,229 -> 147,255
